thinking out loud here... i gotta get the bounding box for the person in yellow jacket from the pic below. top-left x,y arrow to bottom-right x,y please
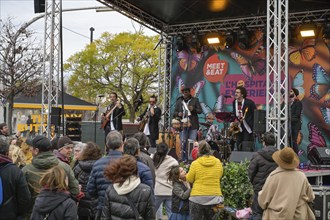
184,140 -> 223,220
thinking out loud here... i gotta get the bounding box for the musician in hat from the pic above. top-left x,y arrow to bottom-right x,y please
174,87 -> 202,161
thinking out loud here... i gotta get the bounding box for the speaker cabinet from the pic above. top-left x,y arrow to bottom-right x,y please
308,147 -> 330,165
240,141 -> 255,152
66,117 -> 82,141
254,110 -> 266,134
230,151 -> 255,163
51,107 -> 61,126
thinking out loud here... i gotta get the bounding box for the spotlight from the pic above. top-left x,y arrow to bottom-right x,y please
175,34 -> 185,51
224,32 -> 234,49
206,33 -> 221,45
237,26 -> 249,49
299,22 -> 317,38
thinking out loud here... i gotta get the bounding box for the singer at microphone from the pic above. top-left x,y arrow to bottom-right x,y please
232,86 -> 256,151
173,87 -> 202,162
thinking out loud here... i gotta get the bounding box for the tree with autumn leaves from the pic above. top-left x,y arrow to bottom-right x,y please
65,32 -> 160,122
0,18 -> 43,132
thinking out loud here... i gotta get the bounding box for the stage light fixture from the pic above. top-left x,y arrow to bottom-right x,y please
175,34 -> 185,51
299,22 -> 317,38
206,33 -> 221,45
237,26 -> 249,49
224,32 -> 234,49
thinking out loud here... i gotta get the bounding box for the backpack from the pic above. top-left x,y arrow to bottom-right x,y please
0,163 -> 14,207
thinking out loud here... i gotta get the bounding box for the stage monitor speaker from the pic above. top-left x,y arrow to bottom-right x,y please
122,123 -> 139,137
254,110 -> 266,134
239,141 -> 255,152
230,151 -> 255,163
51,107 -> 61,126
308,147 -> 330,165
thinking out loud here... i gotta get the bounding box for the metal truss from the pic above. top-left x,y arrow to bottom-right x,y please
41,0 -> 61,137
266,0 -> 289,149
160,37 -> 173,132
165,9 -> 329,35
97,0 -> 328,35
97,0 -> 165,34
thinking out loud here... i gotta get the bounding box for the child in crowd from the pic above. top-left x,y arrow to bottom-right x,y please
31,165 -> 78,219
168,165 -> 191,220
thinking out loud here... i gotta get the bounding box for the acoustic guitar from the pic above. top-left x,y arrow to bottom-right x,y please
100,103 -> 119,129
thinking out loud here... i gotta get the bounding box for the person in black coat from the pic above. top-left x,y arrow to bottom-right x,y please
101,155 -> 155,220
31,165 -> 78,220
232,86 -> 256,150
248,132 -> 278,220
73,142 -> 102,220
173,87 -> 202,161
0,139 -> 31,220
137,95 -> 162,149
102,92 -> 125,143
289,88 -> 303,154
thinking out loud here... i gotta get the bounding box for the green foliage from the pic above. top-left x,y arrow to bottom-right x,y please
65,31 -> 159,121
221,161 -> 253,209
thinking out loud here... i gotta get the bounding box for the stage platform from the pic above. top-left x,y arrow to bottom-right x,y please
303,169 -> 330,186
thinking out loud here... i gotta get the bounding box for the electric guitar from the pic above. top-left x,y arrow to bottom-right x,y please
138,106 -> 154,132
100,102 -> 120,129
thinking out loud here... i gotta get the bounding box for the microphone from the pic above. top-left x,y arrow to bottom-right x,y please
224,95 -> 233,98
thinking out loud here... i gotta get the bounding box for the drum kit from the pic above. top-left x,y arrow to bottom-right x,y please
171,112 -> 236,162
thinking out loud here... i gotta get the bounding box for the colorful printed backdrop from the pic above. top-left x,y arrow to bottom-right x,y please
170,29 -> 330,161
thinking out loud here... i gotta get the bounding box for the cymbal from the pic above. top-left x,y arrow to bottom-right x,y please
200,122 -> 211,127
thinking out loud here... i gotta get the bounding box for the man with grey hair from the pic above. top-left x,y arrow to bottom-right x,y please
124,138 -> 154,188
87,131 -> 123,220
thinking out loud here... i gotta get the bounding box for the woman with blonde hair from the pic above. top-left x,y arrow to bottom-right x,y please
31,165 -> 78,219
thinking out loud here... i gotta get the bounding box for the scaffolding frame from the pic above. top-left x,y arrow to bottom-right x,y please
43,0 -> 328,142
266,0 -> 290,149
41,0 -> 61,137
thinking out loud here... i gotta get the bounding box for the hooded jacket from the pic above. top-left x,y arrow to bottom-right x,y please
0,155 -> 31,220
31,190 -> 78,220
248,146 -> 278,192
87,150 -> 153,211
101,176 -> 155,220
186,155 -> 223,196
73,160 -> 98,217
22,151 -> 79,214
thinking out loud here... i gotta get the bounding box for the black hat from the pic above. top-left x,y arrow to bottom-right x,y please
291,88 -> 299,97
27,135 -> 51,152
181,87 -> 191,92
57,136 -> 73,150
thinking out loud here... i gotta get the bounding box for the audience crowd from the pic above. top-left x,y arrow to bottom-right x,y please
0,122 -> 315,220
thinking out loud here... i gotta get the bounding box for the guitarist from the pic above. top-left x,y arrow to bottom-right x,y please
137,95 -> 161,148
232,86 -> 256,151
102,92 -> 125,142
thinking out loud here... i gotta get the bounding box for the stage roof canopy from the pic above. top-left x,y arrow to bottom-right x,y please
14,91 -> 97,111
99,0 -> 330,34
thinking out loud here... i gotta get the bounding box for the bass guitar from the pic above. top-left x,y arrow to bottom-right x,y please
100,102 -> 119,129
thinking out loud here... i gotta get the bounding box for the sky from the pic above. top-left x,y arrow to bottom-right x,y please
0,0 -> 158,62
